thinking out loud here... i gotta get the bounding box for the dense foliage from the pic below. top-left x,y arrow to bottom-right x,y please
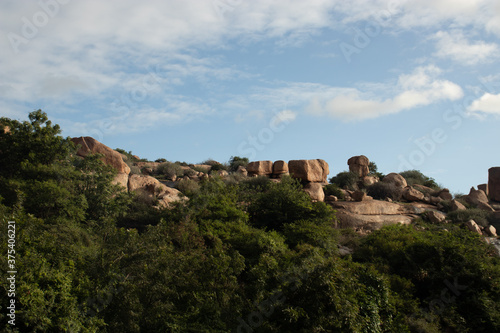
0,111 -> 499,332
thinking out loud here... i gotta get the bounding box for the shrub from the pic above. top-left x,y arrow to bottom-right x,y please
183,168 -> 197,177
210,163 -> 228,172
155,158 -> 167,163
323,184 -> 345,200
157,162 -> 184,179
240,175 -> 271,191
176,179 -> 200,197
400,170 -> 439,189
228,156 -> 249,172
447,208 -> 493,227
329,171 -> 359,190
367,182 -> 403,201
368,161 -> 384,179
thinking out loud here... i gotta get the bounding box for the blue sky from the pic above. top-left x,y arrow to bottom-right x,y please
1,0 -> 500,193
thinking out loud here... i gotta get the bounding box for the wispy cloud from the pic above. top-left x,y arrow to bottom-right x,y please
433,30 -> 499,65
305,66 -> 463,121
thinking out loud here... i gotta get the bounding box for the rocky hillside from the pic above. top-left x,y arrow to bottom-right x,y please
72,136 -> 499,247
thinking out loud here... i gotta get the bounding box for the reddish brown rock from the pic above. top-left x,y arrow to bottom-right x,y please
128,174 -> 185,208
478,183 -> 489,196
113,173 -> 129,190
403,186 -> 425,202
488,167 -> 500,202
272,160 -> 289,176
288,159 -> 329,183
382,173 -> 407,188
465,220 -> 482,235
303,183 -> 325,202
347,155 -> 370,177
437,188 -> 453,201
464,187 -> 489,206
427,210 -> 446,224
246,161 -> 273,176
485,225 -> 497,237
449,200 -> 467,211
72,136 -> 130,174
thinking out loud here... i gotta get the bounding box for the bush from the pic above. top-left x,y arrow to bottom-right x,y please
323,184 -> 345,200
400,170 -> 439,189
329,171 -> 359,190
155,158 -> 167,163
228,156 -> 249,172
157,162 -> 184,179
366,182 -> 403,201
176,179 -> 200,197
447,208 -> 493,227
183,168 -> 197,177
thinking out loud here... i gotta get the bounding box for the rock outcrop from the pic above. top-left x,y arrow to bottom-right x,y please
128,174 -> 184,208
329,200 -> 415,232
72,136 -> 130,174
272,160 -> 289,177
489,167 -> 500,202
288,159 -> 329,183
347,155 -> 370,177
382,173 -> 407,188
246,161 -> 273,177
403,186 -> 425,202
303,183 -> 325,202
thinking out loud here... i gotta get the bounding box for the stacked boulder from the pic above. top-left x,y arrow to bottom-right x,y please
246,159 -> 329,201
348,155 -> 378,186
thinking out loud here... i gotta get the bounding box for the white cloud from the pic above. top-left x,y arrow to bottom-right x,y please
468,93 -> 500,115
305,66 -> 463,121
274,110 -> 297,125
433,31 -> 499,65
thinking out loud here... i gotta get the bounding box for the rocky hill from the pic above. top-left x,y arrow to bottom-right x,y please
71,136 -> 499,249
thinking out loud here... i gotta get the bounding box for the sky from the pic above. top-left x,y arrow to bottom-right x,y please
1,0 -> 500,194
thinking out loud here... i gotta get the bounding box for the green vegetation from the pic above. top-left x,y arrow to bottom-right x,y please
329,171 -> 360,190
0,111 -> 499,332
400,170 -> 439,189
323,183 -> 345,199
228,156 -> 249,172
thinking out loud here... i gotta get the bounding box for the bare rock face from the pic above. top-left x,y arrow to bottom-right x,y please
464,187 -> 490,207
478,184 -> 489,196
437,188 -> 453,201
246,161 -> 273,176
303,183 -> 325,202
72,136 -> 130,174
112,173 -> 129,191
403,186 -> 425,202
272,160 -> 289,176
288,159 -> 329,183
352,190 -> 371,202
449,199 -> 467,211
347,155 -> 370,177
382,173 -> 407,188
465,220 -> 482,235
427,210 -> 447,224
128,174 -> 185,208
485,225 -> 497,237
488,167 -> 500,202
